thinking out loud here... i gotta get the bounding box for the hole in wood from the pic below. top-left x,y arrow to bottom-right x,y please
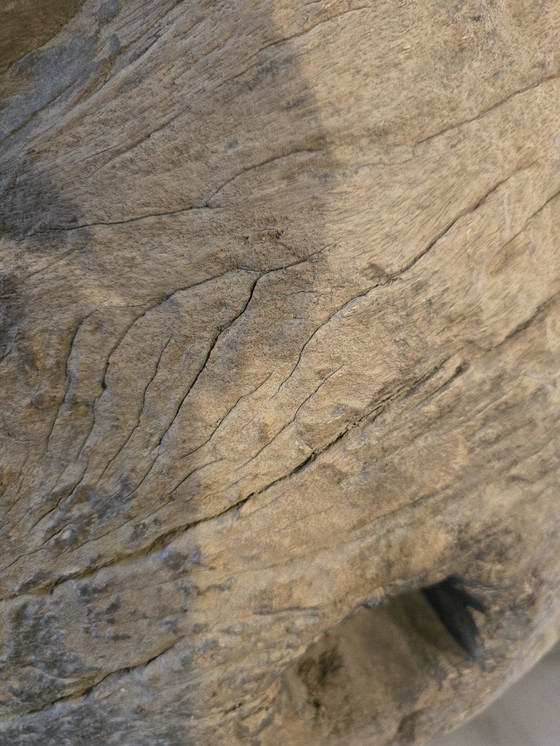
277,576 -> 487,741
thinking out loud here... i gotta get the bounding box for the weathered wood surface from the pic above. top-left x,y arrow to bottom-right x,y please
1,1 -> 559,744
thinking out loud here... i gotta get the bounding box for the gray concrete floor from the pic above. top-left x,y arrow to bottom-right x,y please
429,649 -> 560,746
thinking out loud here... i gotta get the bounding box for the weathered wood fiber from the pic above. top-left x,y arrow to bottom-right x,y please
1,1 -> 559,744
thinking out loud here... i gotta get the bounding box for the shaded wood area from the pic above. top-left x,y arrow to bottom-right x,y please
0,1 -> 559,743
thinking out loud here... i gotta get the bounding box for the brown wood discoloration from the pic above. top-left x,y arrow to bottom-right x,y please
0,0 -> 86,74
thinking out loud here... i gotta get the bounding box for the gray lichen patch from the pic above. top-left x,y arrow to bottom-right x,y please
95,0 -> 119,26
0,598 -> 91,715
0,33 -> 98,142
0,157 -> 83,240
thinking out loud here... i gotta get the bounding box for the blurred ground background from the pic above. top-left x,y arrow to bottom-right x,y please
430,645 -> 560,746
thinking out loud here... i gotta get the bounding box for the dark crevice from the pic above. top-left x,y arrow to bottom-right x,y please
490,288 -> 560,352
412,72 -> 560,151
0,637 -> 181,721
217,6 -> 371,90
421,575 -> 487,658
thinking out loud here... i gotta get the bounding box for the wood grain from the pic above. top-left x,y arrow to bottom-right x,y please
0,1 -> 559,743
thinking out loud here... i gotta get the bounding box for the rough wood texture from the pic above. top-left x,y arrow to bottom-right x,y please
1,1 -> 559,744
